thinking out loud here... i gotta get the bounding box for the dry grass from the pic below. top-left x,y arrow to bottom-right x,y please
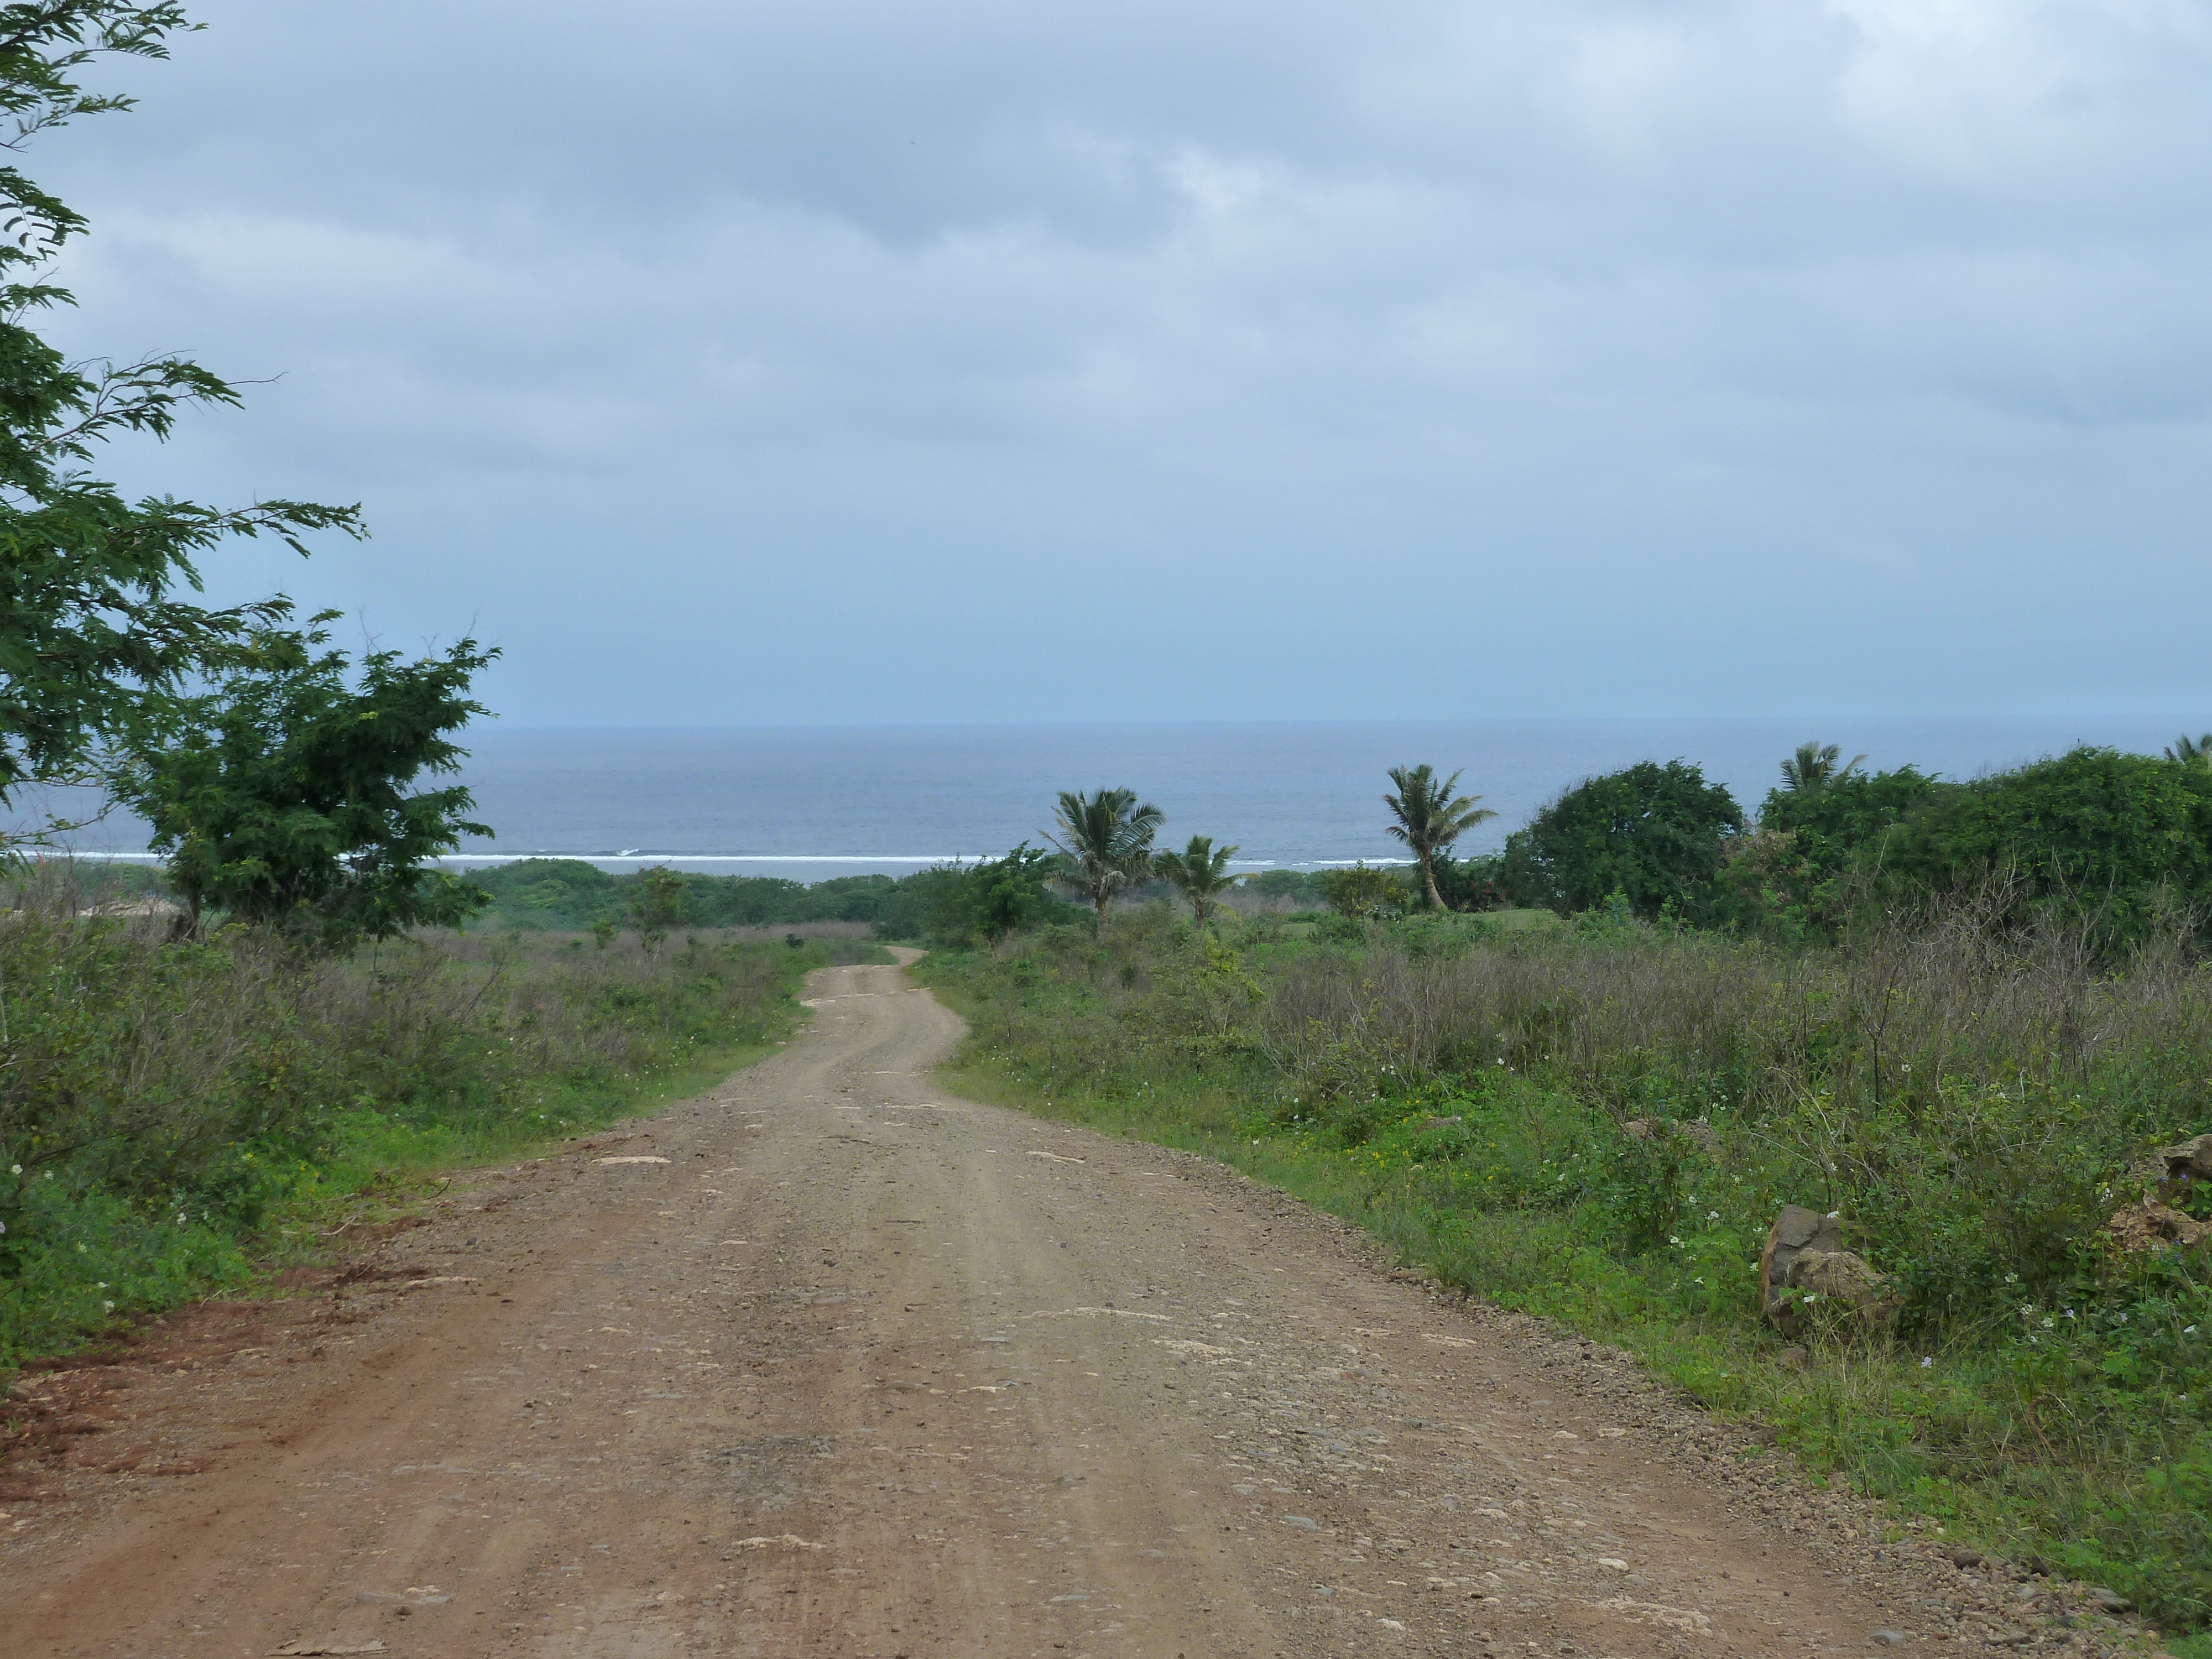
0,873 -> 857,1368
1263,903 -> 2212,1123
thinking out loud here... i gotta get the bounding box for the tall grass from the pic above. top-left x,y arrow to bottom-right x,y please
922,905 -> 2212,1640
1,879 -> 871,1368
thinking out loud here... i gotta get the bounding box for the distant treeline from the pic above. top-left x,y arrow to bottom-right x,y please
466,859 -> 910,930
1473,742 -> 2212,946
462,852 -> 1098,943
456,739 -> 2212,952
1239,742 -> 2212,950
458,855 -> 1359,942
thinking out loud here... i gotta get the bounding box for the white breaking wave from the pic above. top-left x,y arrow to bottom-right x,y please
432,853 -> 996,865
58,851 -> 1395,871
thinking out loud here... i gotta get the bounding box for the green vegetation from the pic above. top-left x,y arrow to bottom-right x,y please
1153,834 -> 1240,927
1240,868 -> 1331,908
920,904 -> 2212,1636
1725,760 -> 1940,937
1500,758 -> 1746,922
1780,739 -> 1866,794
1878,749 -> 2212,947
0,877 -> 885,1368
111,625 -> 497,942
1383,763 -> 1495,910
461,851 -> 1087,945
0,6 -> 363,843
1047,786 -> 1165,928
628,863 -> 687,954
462,858 -> 914,932
1318,861 -> 1412,920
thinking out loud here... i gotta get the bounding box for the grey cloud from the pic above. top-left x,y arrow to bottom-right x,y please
21,0 -> 2212,726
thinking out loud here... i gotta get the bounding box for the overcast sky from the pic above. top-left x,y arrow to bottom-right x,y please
36,0 -> 2212,726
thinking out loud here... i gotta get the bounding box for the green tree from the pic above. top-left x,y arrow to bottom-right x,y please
0,5 -> 359,838
969,843 -> 1061,944
1154,833 -> 1240,927
1383,764 -> 1496,909
1778,740 -> 1866,795
629,865 -> 686,955
1881,747 -> 2212,946
2166,733 -> 2212,769
112,628 -> 497,943
1047,787 -> 1164,928
1725,763 -> 1941,937
1501,760 -> 1744,921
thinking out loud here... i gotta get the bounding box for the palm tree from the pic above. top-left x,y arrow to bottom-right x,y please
1155,833 -> 1240,927
1780,741 -> 1866,794
1384,764 -> 1496,911
2166,733 -> 2212,768
1047,787 -> 1165,928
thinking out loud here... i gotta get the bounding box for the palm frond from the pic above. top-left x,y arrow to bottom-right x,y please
1383,762 -> 1489,860
1045,786 -> 1165,919
1781,742 -> 1864,794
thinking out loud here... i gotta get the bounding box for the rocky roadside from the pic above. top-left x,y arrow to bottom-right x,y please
1161,1146 -> 2172,1658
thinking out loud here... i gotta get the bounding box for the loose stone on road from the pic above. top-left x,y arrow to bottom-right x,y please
4,951 -> 1951,1656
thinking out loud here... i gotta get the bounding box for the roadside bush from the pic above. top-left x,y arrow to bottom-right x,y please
0,893 -> 848,1366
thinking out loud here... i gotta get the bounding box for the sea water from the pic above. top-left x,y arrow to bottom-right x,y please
34,717 -> 2188,878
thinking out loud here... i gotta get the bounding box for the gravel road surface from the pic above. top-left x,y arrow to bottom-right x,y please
3,952 -> 2136,1657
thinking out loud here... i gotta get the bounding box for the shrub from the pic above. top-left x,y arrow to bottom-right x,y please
1881,748 -> 2212,947
0,895 -> 828,1365
1501,760 -> 1744,922
1320,863 -> 1411,919
1725,765 -> 1943,938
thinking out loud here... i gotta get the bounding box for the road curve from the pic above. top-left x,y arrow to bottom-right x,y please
3,952 -> 1931,1657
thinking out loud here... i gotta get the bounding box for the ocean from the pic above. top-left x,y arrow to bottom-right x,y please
33,717 -> 2192,879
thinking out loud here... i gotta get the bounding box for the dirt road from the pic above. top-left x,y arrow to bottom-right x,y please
4,953 -> 1986,1656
